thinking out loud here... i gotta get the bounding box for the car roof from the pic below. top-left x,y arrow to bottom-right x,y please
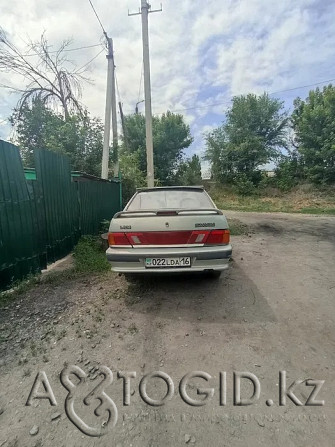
136,186 -> 204,192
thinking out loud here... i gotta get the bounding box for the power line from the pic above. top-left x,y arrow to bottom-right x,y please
115,70 -> 122,105
21,43 -> 102,57
138,63 -> 143,103
88,0 -> 107,37
157,77 -> 335,115
76,48 -> 105,72
269,78 -> 335,95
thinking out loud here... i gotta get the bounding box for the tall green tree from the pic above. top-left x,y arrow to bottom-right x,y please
174,154 -> 202,185
11,98 -> 104,176
205,93 -> 289,184
123,111 -> 193,184
292,85 -> 335,184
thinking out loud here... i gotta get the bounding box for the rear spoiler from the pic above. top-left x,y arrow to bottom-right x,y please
114,209 -> 223,218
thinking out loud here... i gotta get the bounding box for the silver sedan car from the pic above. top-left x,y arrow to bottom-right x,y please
106,186 -> 232,278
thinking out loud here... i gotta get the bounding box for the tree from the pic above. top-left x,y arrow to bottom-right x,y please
292,85 -> 335,184
10,98 -> 63,166
205,93 -> 289,184
119,150 -> 146,204
123,111 -> 193,184
204,126 -> 230,183
174,154 -> 202,185
0,29 -> 90,120
12,98 -> 104,176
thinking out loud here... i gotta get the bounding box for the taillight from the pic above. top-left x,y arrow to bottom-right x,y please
127,232 -> 147,245
108,232 -> 131,246
206,229 -> 230,245
108,229 -> 230,246
187,230 -> 210,244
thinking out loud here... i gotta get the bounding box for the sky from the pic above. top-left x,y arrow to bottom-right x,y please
1,0 -> 335,175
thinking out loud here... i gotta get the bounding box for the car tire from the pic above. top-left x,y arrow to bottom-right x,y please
206,270 -> 221,279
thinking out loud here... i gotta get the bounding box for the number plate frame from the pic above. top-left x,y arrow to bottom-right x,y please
145,257 -> 191,268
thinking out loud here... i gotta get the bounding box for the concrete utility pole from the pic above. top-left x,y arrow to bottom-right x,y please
101,36 -> 118,179
129,1 -> 162,187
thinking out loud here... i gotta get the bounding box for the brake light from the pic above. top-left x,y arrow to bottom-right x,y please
206,229 -> 230,245
108,232 -> 131,246
156,211 -> 178,216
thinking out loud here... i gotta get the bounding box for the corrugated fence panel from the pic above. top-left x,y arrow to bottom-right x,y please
77,181 -> 120,235
0,140 -> 121,290
0,141 -> 40,287
34,149 -> 80,263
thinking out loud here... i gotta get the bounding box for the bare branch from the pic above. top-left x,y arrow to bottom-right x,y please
0,27 -> 88,121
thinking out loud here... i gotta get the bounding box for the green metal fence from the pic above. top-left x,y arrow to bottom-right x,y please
0,140 -> 121,290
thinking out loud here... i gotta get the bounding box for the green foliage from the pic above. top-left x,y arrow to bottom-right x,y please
123,111 -> 193,184
73,236 -> 110,273
292,85 -> 335,184
233,173 -> 256,195
11,98 -> 104,176
173,154 -> 202,185
100,220 -> 111,233
205,93 -> 289,184
274,154 -> 303,191
227,218 -> 250,235
119,150 -> 146,204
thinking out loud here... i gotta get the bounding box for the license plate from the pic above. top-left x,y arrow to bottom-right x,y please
145,257 -> 191,268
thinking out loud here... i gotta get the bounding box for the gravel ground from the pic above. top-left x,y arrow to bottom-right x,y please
0,211 -> 334,447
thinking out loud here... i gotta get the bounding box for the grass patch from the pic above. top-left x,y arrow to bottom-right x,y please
0,236 -> 110,308
299,207 -> 335,215
207,183 -> 335,214
73,236 -> 110,274
228,218 -> 250,236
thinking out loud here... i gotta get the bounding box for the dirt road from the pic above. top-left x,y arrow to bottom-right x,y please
0,211 -> 334,446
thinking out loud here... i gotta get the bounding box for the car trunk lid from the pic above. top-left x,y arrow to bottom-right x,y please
108,209 -> 229,247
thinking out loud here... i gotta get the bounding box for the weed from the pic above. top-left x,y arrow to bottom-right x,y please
22,368 -> 31,378
128,323 -> 138,335
228,218 -> 250,236
299,207 -> 335,215
208,183 -> 335,214
73,236 -> 110,274
94,314 -> 103,323
0,235 -> 112,306
30,342 -> 38,357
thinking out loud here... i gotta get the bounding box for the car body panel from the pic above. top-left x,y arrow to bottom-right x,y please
106,244 -> 232,273
110,212 -> 228,233
106,186 -> 232,274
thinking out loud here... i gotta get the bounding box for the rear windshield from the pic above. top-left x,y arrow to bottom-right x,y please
126,189 -> 214,210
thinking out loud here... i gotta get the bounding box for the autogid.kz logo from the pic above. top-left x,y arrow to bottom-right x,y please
25,366 -> 325,437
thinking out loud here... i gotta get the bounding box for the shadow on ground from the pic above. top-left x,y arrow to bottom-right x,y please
124,262 -> 276,324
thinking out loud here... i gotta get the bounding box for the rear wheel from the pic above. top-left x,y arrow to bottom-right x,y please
206,270 -> 221,279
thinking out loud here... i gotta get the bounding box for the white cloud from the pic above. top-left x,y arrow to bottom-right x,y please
1,0 -> 335,153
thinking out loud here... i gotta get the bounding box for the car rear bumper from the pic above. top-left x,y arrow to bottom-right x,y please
106,244 -> 232,273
